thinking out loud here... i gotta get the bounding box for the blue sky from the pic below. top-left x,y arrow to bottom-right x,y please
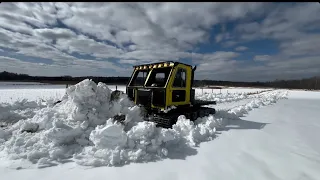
0,2 -> 320,81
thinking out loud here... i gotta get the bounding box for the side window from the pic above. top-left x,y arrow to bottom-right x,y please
145,68 -> 171,87
131,70 -> 148,86
173,68 -> 186,87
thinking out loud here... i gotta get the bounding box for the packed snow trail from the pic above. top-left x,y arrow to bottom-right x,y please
0,79 -> 287,168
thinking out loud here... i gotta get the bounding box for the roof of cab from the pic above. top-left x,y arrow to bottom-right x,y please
133,61 -> 192,69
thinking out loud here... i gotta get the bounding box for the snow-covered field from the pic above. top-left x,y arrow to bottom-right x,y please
0,81 -> 48,85
0,81 -> 62,90
0,80 -> 319,180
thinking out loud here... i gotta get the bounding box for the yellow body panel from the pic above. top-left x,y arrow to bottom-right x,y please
166,64 -> 192,108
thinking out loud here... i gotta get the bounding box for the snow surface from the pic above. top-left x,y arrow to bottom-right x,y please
0,79 -> 319,180
0,82 -> 65,90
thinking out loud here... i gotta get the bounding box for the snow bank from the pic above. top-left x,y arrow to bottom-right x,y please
227,90 -> 288,117
196,90 -> 274,104
0,79 -> 288,167
196,91 -> 254,104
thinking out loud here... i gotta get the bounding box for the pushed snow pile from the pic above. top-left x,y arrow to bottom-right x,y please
0,79 -> 288,167
0,99 -> 47,127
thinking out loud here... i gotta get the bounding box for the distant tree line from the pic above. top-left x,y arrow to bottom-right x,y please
0,71 -> 319,90
0,71 -> 130,85
193,78 -> 320,90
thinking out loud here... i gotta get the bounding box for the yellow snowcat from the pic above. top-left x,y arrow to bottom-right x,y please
117,61 -> 216,128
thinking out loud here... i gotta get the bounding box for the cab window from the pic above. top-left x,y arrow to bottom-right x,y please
145,67 -> 172,87
130,70 -> 148,86
172,68 -> 186,87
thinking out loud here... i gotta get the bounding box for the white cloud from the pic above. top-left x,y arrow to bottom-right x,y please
215,34 -> 224,43
0,56 -> 129,77
235,46 -> 248,51
61,2 -> 266,51
235,3 -> 320,42
0,3 -> 57,32
55,34 -> 123,59
119,59 -> 138,65
194,51 -> 240,79
34,28 -> 77,40
254,55 -> 271,62
279,34 -> 320,57
222,40 -> 238,48
0,2 -> 319,81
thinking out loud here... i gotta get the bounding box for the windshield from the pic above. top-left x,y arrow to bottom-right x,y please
145,67 -> 172,87
129,70 -> 149,86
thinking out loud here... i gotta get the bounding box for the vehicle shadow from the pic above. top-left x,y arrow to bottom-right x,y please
223,118 -> 269,131
215,110 -> 269,131
166,142 -> 199,160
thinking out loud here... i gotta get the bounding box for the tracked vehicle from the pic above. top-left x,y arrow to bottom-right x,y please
123,61 -> 216,128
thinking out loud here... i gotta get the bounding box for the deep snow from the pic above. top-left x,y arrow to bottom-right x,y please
0,79 -> 288,168
2,79 -> 319,180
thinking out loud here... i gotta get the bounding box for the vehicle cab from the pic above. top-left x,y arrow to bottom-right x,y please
126,61 -> 194,111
